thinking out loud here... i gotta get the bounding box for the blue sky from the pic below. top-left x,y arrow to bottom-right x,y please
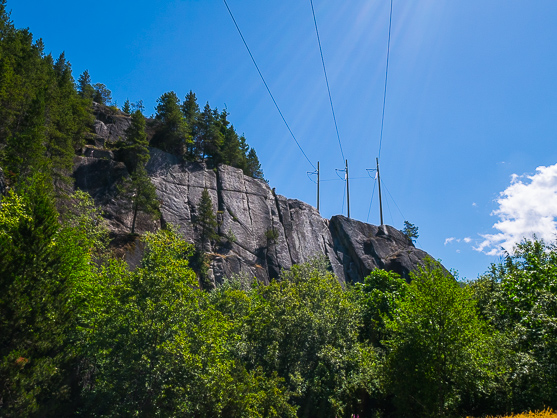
9,1 -> 557,280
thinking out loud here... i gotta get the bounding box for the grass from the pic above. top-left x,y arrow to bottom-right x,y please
469,408 -> 557,418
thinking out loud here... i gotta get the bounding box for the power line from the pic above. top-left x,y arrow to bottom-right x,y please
381,178 -> 405,222
223,0 -> 316,170
378,0 -> 393,160
341,180 -> 346,215
366,177 -> 377,223
309,0 -> 345,164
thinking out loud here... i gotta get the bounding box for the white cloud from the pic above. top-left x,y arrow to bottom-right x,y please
463,237 -> 472,243
444,237 -> 455,245
475,163 -> 557,255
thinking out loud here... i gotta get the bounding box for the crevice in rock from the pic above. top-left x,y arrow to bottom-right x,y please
273,192 -> 293,266
215,167 -> 225,235
243,177 -> 254,228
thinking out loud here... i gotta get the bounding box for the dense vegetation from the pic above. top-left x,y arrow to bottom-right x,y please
1,1 -> 556,416
2,177 -> 557,417
0,0 -> 263,191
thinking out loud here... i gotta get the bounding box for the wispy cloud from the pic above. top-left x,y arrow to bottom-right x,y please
463,237 -> 472,243
475,163 -> 557,255
444,237 -> 456,245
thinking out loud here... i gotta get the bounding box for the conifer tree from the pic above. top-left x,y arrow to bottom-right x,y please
122,99 -> 131,114
77,70 -> 94,100
181,90 -> 200,158
153,91 -> 190,156
117,108 -> 158,234
195,188 -> 218,249
45,53 -> 91,188
245,148 -> 264,180
121,109 -> 149,173
118,165 -> 159,234
197,103 -> 223,166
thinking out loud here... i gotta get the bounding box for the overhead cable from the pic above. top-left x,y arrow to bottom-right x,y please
366,179 -> 377,223
223,0 -> 316,170
382,178 -> 405,222
309,0 -> 345,164
378,0 -> 393,160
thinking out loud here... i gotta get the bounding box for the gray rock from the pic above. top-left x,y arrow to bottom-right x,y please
73,154 -> 160,235
329,216 -> 431,282
73,143 -> 441,285
83,145 -> 114,160
92,103 -> 132,144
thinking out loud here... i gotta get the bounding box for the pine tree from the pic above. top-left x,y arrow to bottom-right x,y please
195,188 -> 218,249
181,90 -> 200,158
245,148 -> 264,180
118,165 -> 159,234
122,99 -> 131,114
121,109 -> 149,173
197,103 -> 223,166
221,124 -> 245,169
403,221 -> 419,244
3,90 -> 47,183
45,53 -> 91,188
77,70 -> 94,100
153,91 -> 190,156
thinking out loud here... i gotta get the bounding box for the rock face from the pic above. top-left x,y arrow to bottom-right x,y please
91,103 -> 132,146
73,147 -> 435,285
330,216 -> 431,282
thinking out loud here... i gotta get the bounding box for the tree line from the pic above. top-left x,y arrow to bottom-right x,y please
2,176 -> 557,417
148,90 -> 264,180
2,1 -> 556,416
0,0 -> 264,196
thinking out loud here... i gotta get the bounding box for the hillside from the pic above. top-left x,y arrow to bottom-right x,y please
73,104 -> 432,286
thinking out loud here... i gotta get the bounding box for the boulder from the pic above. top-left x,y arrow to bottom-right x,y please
329,216 -> 431,282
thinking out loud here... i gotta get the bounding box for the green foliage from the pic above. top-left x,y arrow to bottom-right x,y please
82,228 -> 295,417
119,109 -> 149,172
402,220 -> 419,243
225,227 -> 237,243
246,147 -> 264,180
384,259 -> 497,417
0,176 -> 103,416
0,12 -> 90,187
77,70 -> 94,100
121,98 -> 131,114
155,89 -> 264,178
471,238 -> 557,412
265,226 -> 279,245
354,269 -> 407,346
195,188 -> 218,248
153,90 -> 191,156
92,82 -> 111,105
117,165 -> 159,234
228,257 -> 379,417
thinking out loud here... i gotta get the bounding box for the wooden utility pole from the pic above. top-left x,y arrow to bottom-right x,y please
376,157 -> 384,226
346,159 -> 350,219
317,161 -> 320,212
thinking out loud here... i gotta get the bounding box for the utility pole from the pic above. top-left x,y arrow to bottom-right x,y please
376,157 -> 384,226
346,159 -> 350,219
316,161 -> 320,212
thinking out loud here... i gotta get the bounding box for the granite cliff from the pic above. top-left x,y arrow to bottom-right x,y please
71,104 -> 434,285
